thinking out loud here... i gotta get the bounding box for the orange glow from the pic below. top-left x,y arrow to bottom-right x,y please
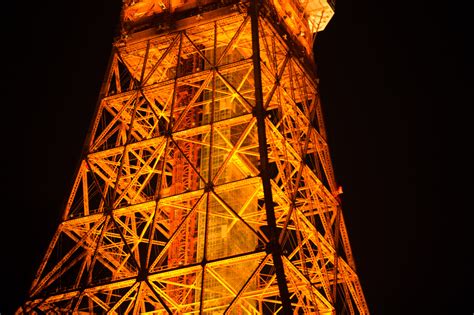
17,1 -> 368,314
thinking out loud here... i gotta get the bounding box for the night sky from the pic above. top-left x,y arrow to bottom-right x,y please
3,0 -> 472,314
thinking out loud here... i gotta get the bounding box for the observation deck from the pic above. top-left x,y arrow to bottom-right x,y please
122,0 -> 334,53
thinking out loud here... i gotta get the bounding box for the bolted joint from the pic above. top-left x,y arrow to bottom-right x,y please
104,207 -> 113,216
137,268 -> 148,282
252,107 -> 269,118
266,239 -> 287,257
265,240 -> 281,255
204,182 -> 214,192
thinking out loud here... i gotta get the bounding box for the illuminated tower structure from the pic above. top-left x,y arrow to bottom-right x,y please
18,0 -> 369,313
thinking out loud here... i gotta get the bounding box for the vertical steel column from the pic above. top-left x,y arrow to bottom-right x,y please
250,0 -> 292,312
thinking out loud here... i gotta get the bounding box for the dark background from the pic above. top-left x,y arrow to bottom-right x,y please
2,0 -> 472,314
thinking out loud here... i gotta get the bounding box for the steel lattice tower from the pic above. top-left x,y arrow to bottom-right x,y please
18,0 -> 369,313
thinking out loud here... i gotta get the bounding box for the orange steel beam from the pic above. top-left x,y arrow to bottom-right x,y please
17,0 -> 369,314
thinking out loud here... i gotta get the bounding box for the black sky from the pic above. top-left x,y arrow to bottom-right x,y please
3,0 -> 472,314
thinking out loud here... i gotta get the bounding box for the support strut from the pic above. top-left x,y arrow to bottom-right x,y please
250,0 -> 292,312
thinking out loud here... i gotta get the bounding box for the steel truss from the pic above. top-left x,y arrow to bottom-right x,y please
18,1 -> 369,314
